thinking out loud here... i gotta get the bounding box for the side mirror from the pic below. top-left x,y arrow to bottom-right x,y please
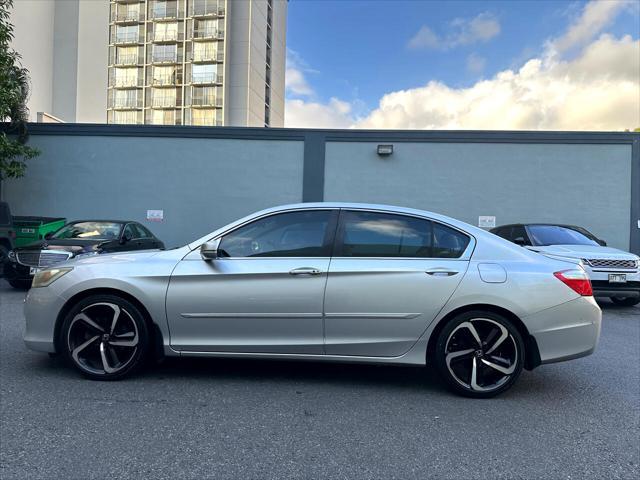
513,237 -> 526,246
200,239 -> 220,261
120,231 -> 132,244
597,239 -> 607,247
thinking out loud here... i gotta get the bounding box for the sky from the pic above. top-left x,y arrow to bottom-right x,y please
284,0 -> 640,130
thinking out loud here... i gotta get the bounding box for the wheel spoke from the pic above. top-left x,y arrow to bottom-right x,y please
485,323 -> 509,355
108,336 -> 138,348
470,357 -> 481,391
73,313 -> 105,334
458,322 -> 483,347
71,335 -> 100,363
108,304 -> 122,334
481,358 -> 515,375
99,341 -> 117,374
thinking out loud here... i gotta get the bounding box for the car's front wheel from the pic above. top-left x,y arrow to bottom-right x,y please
434,311 -> 525,398
610,296 -> 640,307
60,295 -> 149,380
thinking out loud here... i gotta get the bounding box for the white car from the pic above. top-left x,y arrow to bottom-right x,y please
491,224 -> 640,306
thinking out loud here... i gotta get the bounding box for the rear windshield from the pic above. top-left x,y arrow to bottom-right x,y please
527,225 -> 599,246
52,222 -> 122,240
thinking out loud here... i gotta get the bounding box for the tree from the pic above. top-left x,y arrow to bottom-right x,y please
0,0 -> 38,181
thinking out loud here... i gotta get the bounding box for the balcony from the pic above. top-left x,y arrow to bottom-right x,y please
110,98 -> 142,110
192,27 -> 224,40
109,76 -> 143,88
191,1 -> 225,18
113,32 -> 143,45
191,51 -> 223,63
151,52 -> 181,64
150,7 -> 179,20
152,96 -> 179,108
111,53 -> 140,66
113,11 -> 142,23
191,95 -> 222,107
151,74 -> 178,86
153,31 -> 180,42
191,73 -> 222,85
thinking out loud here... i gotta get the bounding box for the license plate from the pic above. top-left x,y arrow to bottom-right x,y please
609,274 -> 627,283
29,267 -> 40,275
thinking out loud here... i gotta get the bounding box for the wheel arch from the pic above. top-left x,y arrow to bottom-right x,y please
54,287 -> 165,361
426,303 -> 541,370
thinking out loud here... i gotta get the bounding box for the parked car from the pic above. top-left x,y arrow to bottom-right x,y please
0,201 -> 65,278
5,220 -> 164,289
24,203 -> 601,397
491,223 -> 640,306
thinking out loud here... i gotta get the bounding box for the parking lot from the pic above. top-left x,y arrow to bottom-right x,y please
0,281 -> 638,479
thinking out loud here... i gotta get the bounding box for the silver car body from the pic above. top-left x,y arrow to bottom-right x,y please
24,203 -> 601,366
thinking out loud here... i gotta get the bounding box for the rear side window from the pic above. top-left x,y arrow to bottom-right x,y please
336,210 -> 470,259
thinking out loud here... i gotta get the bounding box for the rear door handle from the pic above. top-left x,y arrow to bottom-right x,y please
289,267 -> 323,276
425,268 -> 459,277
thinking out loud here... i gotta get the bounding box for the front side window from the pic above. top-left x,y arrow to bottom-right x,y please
337,211 -> 470,259
218,210 -> 334,258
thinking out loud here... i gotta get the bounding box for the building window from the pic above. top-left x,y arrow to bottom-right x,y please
153,44 -> 177,63
115,25 -> 139,43
116,46 -> 138,65
151,109 -> 177,125
191,108 -> 216,125
192,41 -> 217,61
192,86 -> 217,106
152,88 -> 177,108
114,89 -> 139,108
194,19 -> 218,38
113,67 -> 139,87
154,22 -> 178,42
152,1 -> 177,19
113,111 -> 140,124
192,64 -> 217,84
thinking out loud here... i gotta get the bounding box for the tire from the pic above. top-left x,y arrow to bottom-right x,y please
8,279 -> 31,290
434,310 -> 525,398
60,294 -> 150,380
610,297 -> 640,307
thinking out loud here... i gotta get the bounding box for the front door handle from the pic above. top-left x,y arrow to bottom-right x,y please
425,268 -> 459,277
289,267 -> 323,276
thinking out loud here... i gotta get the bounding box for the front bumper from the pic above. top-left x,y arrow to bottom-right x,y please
23,286 -> 67,353
585,267 -> 640,298
4,261 -> 32,282
524,296 -> 601,365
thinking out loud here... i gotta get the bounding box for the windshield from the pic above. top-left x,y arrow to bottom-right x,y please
527,225 -> 599,247
52,222 -> 122,240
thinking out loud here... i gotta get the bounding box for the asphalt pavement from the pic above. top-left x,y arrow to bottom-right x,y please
1,280 -> 638,479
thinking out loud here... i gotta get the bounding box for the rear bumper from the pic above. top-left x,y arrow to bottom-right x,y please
524,296 -> 601,365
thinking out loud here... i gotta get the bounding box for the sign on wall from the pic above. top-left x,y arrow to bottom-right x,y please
478,216 -> 496,228
147,209 -> 164,222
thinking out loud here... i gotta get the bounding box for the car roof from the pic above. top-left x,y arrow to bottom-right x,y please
492,223 -> 583,230
66,220 -> 136,225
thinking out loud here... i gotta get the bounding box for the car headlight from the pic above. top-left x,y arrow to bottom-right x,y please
32,267 -> 73,288
7,250 -> 17,262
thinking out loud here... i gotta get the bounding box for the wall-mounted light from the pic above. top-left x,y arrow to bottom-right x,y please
377,144 -> 393,156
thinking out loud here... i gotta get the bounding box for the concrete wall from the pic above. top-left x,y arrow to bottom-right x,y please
1,125 -> 638,253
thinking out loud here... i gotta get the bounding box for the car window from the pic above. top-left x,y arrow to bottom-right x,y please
527,225 -> 600,246
132,224 -> 152,239
218,210 -> 334,258
337,211 -> 433,258
432,222 -> 470,258
510,225 -> 529,245
53,222 -> 122,240
492,227 -> 511,240
123,224 -> 137,239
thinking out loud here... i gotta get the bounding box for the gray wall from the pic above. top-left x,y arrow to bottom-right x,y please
2,124 -> 638,253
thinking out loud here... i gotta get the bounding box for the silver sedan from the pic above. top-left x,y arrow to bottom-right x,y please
24,203 -> 601,397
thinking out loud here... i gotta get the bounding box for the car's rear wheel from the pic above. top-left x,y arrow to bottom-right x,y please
60,295 -> 149,380
435,311 -> 525,398
610,296 -> 640,307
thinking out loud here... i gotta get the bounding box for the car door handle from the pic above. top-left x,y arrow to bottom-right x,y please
425,268 -> 459,276
289,267 -> 323,276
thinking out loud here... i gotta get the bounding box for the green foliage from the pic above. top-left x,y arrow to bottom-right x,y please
0,0 -> 39,181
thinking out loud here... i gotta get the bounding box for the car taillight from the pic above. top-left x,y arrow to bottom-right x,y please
554,269 -> 593,296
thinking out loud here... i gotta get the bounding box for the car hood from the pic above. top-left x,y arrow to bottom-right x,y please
71,249 -> 165,266
13,238 -> 107,255
526,244 -> 638,260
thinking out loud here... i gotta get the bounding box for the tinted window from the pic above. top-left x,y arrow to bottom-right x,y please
510,226 -> 529,245
492,227 -> 512,240
123,224 -> 137,239
133,224 -> 153,238
337,211 -> 433,257
53,222 -> 122,240
218,210 -> 334,258
527,225 -> 599,246
432,222 -> 470,258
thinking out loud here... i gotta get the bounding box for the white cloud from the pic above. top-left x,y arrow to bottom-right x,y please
285,48 -> 316,97
466,53 -> 486,74
549,0 -> 629,55
357,34 -> 640,131
285,98 -> 355,129
285,1 -> 640,131
408,12 -> 500,50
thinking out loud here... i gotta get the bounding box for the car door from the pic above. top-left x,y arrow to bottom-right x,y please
165,209 -> 338,353
324,209 -> 473,357
132,223 -> 162,250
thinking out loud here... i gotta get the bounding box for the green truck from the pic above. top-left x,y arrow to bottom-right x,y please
0,201 -> 65,275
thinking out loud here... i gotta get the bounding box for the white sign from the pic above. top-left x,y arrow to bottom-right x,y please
147,209 -> 164,222
478,216 -> 496,228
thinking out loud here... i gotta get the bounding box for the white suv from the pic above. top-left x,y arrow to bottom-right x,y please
491,224 -> 640,306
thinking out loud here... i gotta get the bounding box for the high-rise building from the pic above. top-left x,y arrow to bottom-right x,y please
11,0 -> 287,127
